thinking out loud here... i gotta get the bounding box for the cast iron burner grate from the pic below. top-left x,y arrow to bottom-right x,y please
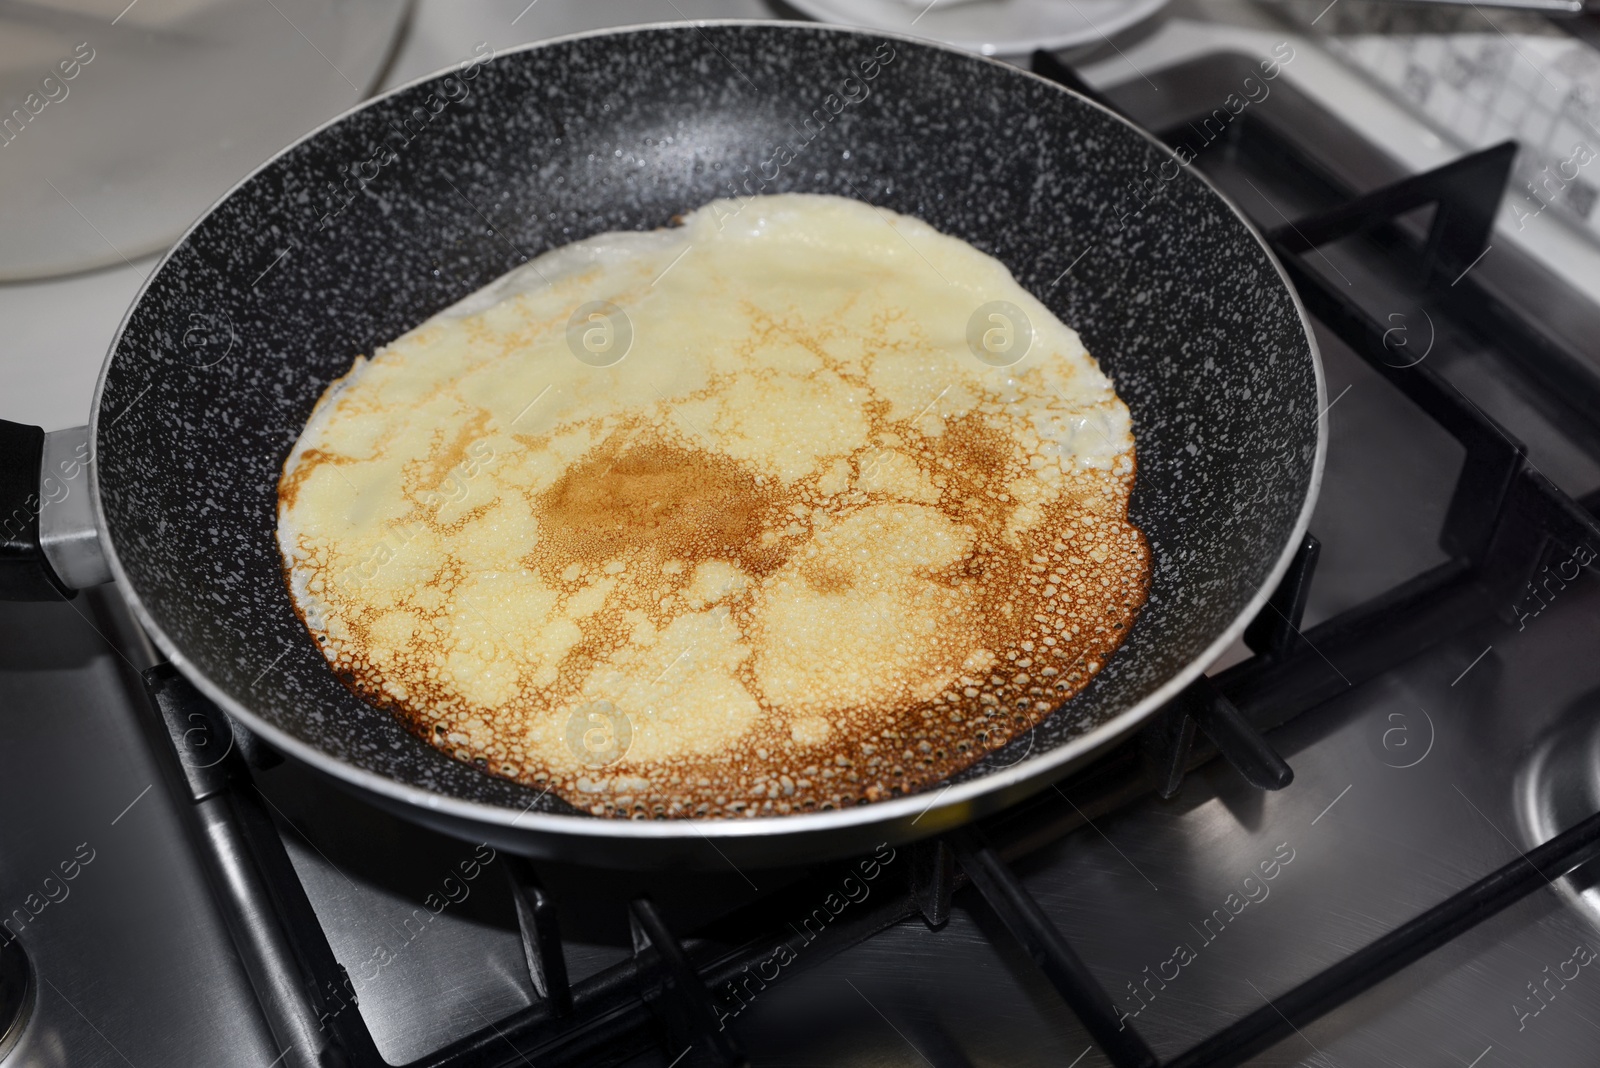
129,51 -> 1600,1068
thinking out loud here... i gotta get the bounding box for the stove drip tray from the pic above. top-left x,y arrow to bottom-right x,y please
1518,687 -> 1600,923
0,936 -> 31,1062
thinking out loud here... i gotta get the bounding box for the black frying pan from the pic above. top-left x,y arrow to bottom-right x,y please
1,22 -> 1323,869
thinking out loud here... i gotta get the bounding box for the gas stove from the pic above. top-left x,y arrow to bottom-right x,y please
4,3 -> 1600,1067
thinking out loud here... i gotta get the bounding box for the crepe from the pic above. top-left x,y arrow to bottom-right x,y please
276,193 -> 1149,818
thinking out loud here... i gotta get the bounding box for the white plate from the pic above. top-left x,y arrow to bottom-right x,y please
0,0 -> 411,281
785,0 -> 1170,57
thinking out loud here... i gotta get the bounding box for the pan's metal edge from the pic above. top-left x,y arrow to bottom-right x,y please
88,19 -> 1327,848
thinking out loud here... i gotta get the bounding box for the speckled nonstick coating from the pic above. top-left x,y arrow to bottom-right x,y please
90,21 -> 1323,869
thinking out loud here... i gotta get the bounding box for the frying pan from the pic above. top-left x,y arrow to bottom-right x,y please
0,21 -> 1324,869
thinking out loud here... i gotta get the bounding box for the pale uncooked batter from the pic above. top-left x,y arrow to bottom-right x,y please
277,193 -> 1149,819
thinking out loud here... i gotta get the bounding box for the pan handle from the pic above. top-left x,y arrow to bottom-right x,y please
0,420 -> 109,599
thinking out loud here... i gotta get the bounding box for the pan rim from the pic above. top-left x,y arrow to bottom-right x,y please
88,18 -> 1327,843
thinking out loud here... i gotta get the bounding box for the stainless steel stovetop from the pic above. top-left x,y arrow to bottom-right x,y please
4,3 -> 1600,1067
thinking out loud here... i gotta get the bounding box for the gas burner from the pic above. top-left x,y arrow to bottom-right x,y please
0,937 -> 32,1062
1518,686 -> 1600,925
